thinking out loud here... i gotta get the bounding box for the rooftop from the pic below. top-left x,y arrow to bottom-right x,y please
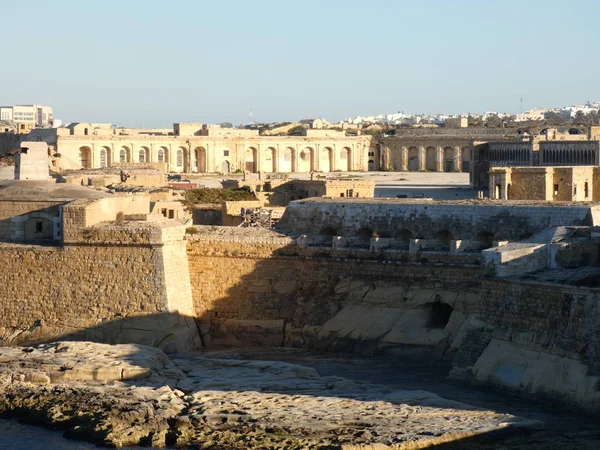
0,180 -> 111,201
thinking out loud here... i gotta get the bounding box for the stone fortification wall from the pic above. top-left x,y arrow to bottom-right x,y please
187,236 -> 484,350
278,199 -> 600,241
0,222 -> 200,352
452,278 -> 600,411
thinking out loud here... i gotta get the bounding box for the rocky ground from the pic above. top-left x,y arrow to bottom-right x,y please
0,341 -> 541,449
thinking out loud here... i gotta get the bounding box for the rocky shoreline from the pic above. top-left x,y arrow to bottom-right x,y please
0,342 -> 541,449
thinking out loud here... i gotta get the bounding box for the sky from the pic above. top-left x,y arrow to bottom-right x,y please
2,0 -> 599,127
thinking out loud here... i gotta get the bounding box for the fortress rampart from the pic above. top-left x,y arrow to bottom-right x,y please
1,194 -> 600,411
277,198 -> 600,241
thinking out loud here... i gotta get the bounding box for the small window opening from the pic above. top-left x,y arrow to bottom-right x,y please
554,184 -> 559,196
585,182 -> 589,198
161,208 -> 167,217
345,189 -> 354,197
35,222 -> 43,233
168,210 -> 175,219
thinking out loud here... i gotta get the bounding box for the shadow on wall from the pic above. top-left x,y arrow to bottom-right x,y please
1,311 -> 201,354
187,238 -> 485,360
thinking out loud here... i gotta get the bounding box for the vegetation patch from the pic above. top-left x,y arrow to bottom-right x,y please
181,188 -> 256,210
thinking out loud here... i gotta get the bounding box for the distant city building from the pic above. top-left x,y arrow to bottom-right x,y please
0,104 -> 53,131
514,108 -> 549,122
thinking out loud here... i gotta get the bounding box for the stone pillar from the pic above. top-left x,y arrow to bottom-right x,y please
418,146 -> 426,171
454,146 -> 461,172
401,146 -> 408,171
255,145 -> 261,173
313,144 -> 319,172
436,146 -> 444,172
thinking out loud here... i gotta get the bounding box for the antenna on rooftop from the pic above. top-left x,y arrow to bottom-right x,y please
520,97 -> 523,114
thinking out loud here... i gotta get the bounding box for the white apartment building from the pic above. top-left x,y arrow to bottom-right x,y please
0,104 -> 53,130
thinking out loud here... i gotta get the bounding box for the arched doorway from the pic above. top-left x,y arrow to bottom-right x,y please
368,160 -> 375,171
264,147 -> 276,173
79,146 -> 92,169
195,147 -> 206,172
476,231 -> 495,249
396,228 -> 414,242
299,148 -> 313,172
281,148 -> 294,172
245,147 -> 257,173
321,147 -> 333,172
408,147 -> 419,171
320,227 -> 338,237
436,230 -> 454,250
461,147 -> 470,172
444,147 -> 455,172
340,147 -> 351,171
221,160 -> 231,173
426,147 -> 436,171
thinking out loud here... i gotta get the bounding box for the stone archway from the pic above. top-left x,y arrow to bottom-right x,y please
245,148 -> 258,173
299,148 -> 314,172
264,147 -> 276,173
157,147 -> 168,165
79,146 -> 92,169
408,147 -> 419,171
461,147 -> 470,172
138,147 -> 150,163
222,160 -> 231,173
340,147 -> 351,171
119,147 -> 130,163
426,147 -> 437,171
281,148 -> 294,172
444,147 -> 455,172
194,147 -> 206,173
321,147 -> 333,172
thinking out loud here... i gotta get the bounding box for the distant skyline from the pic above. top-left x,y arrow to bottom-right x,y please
2,0 -> 599,127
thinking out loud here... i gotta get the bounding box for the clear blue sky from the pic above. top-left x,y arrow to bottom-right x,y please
2,0 -> 599,127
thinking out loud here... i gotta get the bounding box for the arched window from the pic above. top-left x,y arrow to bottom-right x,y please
120,149 -> 127,163
176,149 -> 184,167
158,148 -> 165,163
139,149 -> 146,163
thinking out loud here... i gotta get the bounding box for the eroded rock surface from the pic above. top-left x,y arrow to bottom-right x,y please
0,342 -> 540,449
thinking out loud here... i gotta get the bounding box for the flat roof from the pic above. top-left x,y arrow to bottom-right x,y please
0,180 -> 112,201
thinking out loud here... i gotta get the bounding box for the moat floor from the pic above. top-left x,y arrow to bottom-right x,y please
202,348 -> 600,449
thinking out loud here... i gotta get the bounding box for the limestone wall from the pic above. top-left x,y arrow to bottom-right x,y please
278,199 -> 600,241
452,278 -> 600,411
186,238 -> 484,350
0,223 -> 200,352
0,200 -> 64,241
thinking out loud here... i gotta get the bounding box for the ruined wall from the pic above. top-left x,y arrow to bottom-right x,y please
0,224 -> 200,352
452,279 -> 600,411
